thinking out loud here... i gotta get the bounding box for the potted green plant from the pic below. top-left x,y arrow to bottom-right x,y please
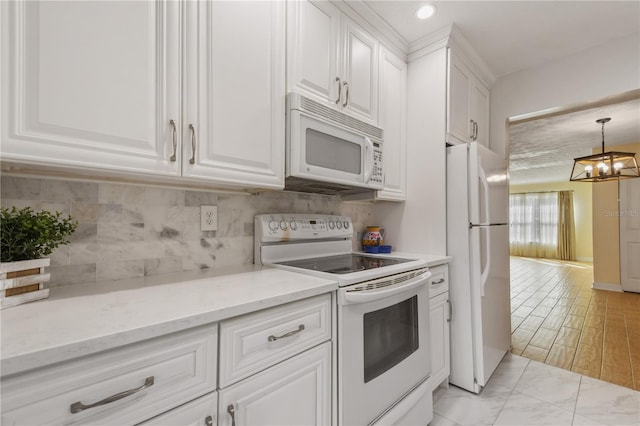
0,206 -> 77,309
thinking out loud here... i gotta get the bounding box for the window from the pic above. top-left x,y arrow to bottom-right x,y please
509,192 -> 559,258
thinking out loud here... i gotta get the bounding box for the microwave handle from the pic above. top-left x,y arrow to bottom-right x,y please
364,137 -> 374,184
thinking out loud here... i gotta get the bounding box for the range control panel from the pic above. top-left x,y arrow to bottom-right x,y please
256,214 -> 353,242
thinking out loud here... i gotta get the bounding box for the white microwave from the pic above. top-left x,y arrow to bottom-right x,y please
285,93 -> 384,195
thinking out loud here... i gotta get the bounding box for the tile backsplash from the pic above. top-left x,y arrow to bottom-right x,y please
1,176 -> 374,287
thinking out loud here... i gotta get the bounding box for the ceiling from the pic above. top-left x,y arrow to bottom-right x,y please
363,1 -> 640,78
509,99 -> 640,185
362,1 -> 640,185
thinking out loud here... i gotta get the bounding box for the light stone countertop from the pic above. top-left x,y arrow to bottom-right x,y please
0,265 -> 338,376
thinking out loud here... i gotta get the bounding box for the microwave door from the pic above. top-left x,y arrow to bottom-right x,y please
290,111 -> 367,186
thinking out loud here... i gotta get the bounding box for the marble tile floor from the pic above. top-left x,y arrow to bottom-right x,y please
430,353 -> 640,426
509,256 -> 640,391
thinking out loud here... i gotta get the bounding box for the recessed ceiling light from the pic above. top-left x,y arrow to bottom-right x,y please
416,4 -> 436,20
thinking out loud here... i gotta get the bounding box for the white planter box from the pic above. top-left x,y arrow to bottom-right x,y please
0,258 -> 50,309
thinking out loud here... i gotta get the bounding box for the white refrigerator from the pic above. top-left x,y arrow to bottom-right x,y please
446,142 -> 511,394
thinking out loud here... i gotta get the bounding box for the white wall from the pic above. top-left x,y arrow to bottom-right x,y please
373,48 -> 448,255
490,33 -> 640,159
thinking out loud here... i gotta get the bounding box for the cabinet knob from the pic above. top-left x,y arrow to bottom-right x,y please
205,415 -> 214,426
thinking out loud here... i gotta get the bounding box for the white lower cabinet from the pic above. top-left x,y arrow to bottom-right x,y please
1,295 -> 334,426
427,264 -> 450,391
219,342 -> 331,426
140,392 -> 218,426
1,325 -> 218,426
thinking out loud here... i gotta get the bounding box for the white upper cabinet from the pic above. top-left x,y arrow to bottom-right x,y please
447,49 -> 490,147
376,46 -> 407,201
341,17 -> 379,123
287,0 -> 378,124
1,0 -> 285,190
471,80 -> 490,147
1,1 -> 181,176
286,0 -> 340,107
184,1 -> 285,189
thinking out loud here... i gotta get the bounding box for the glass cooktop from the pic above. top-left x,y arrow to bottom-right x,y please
277,254 -> 413,274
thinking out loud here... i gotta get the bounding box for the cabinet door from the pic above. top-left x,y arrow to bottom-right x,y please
286,0 -> 341,107
447,49 -> 472,144
471,81 -> 490,147
1,1 -> 181,176
341,17 -> 378,124
185,0 -> 285,189
219,342 -> 331,426
376,46 -> 406,201
428,292 -> 450,391
140,392 -> 217,426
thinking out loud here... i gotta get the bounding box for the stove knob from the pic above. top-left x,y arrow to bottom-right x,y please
279,220 -> 288,231
290,220 -> 298,230
328,221 -> 335,229
268,220 -> 278,231
336,221 -> 343,229
343,221 -> 350,229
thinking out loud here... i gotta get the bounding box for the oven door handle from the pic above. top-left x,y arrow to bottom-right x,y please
341,271 -> 431,304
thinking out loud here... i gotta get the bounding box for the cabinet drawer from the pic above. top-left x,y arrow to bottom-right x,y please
1,324 -> 217,426
428,264 -> 449,298
140,392 -> 218,426
219,294 -> 331,388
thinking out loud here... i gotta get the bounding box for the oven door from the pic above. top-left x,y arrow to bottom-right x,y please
338,269 -> 431,426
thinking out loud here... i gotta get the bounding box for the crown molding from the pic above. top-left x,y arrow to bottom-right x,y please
408,23 -> 496,87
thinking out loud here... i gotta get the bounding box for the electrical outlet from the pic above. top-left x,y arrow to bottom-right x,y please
200,205 -> 218,231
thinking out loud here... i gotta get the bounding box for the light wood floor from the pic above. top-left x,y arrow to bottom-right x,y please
510,256 -> 640,391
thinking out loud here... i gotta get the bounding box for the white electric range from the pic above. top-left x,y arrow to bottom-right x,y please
255,213 -> 434,426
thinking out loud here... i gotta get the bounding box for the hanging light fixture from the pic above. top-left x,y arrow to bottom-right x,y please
569,118 -> 640,182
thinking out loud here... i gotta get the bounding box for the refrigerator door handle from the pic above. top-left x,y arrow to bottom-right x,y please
478,167 -> 491,225
480,227 -> 491,297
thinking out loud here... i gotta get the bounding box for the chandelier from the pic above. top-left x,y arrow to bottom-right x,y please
569,118 -> 640,182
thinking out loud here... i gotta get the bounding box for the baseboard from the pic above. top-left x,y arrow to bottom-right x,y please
577,257 -> 593,262
591,282 -> 623,292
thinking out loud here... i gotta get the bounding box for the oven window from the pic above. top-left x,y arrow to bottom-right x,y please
363,296 -> 419,383
306,128 -> 362,174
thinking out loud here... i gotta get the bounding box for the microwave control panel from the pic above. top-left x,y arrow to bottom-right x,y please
371,142 -> 383,186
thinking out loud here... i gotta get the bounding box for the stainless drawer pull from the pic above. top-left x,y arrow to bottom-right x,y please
431,278 -> 445,285
69,376 -> 155,414
268,324 -> 305,342
342,81 -> 349,107
189,123 -> 196,165
447,300 -> 453,322
169,119 -> 177,162
227,404 -> 236,426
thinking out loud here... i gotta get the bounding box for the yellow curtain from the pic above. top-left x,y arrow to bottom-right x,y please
557,191 -> 576,261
